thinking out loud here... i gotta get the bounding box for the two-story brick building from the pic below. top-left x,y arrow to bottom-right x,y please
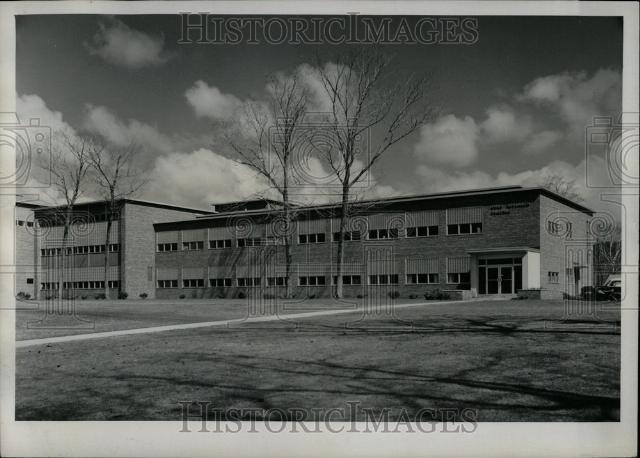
152,186 -> 595,300
19,199 -> 211,299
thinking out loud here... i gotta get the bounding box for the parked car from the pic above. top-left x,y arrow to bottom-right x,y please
581,274 -> 621,301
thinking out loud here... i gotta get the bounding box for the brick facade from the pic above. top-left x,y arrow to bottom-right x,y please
153,187 -> 594,300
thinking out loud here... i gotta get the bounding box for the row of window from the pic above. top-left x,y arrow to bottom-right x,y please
155,273 -> 468,289
16,220 -> 34,227
158,224 -> 482,253
548,271 -> 559,284
40,280 -> 119,290
41,244 -> 119,257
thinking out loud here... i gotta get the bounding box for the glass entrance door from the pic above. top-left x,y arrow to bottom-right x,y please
479,257 -> 522,294
487,267 -> 499,294
500,266 -> 513,294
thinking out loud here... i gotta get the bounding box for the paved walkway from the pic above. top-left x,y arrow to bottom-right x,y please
16,299 -> 472,348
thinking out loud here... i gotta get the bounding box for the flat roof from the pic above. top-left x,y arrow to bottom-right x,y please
34,198 -> 213,215
155,185 -> 594,230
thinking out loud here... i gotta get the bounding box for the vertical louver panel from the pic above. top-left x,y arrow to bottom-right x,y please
447,256 -> 471,273
446,207 -> 483,224
406,257 -> 439,274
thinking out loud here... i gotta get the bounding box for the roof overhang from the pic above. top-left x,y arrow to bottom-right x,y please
467,247 -> 540,255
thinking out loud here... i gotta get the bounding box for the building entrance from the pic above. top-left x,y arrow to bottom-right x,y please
478,257 -> 522,295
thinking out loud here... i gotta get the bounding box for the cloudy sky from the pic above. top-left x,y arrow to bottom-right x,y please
16,15 -> 623,213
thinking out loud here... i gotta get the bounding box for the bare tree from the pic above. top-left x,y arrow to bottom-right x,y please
593,221 -> 622,283
44,130 -> 92,298
225,73 -> 308,298
316,49 -> 435,298
540,174 -> 584,203
88,141 -> 145,299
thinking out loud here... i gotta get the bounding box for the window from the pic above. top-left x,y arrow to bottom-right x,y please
547,221 -> 560,235
406,273 -> 439,284
332,231 -> 361,242
298,275 -> 326,286
368,274 -> 399,285
88,245 -> 106,254
331,275 -> 362,285
182,241 -> 204,251
157,243 -> 178,252
367,228 -> 399,240
183,278 -> 205,288
27,221 -> 34,227
447,272 -> 471,284
406,225 -> 438,237
108,280 -> 119,288
299,233 -> 326,244
548,272 -> 559,284
26,278 -> 34,284
157,279 -> 178,288
209,239 -> 232,249
40,282 -> 59,290
237,238 -> 263,247
109,244 -> 119,252
267,277 -> 288,287
16,220 -> 24,226
209,278 -> 232,287
237,277 -> 261,287
447,223 -> 482,235
566,222 -> 573,239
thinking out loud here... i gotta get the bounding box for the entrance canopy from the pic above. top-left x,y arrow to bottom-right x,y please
467,247 -> 541,294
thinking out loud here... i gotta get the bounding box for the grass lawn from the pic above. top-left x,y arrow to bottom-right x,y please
15,298 -> 620,421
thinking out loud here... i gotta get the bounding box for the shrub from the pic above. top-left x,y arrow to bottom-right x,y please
16,292 -> 31,300
237,291 -> 246,299
409,294 -> 418,299
139,293 -> 148,299
308,294 -> 316,299
118,291 -> 128,300
356,294 -> 364,299
95,293 -> 106,300
424,289 -> 450,300
179,294 -> 186,299
81,295 -> 88,300
388,291 -> 400,299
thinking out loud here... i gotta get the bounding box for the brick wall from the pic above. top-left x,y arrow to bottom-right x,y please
15,206 -> 37,298
539,195 -> 593,299
122,203 -> 208,299
154,192 -> 543,299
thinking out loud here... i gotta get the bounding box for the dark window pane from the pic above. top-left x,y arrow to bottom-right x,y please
407,227 -> 417,237
417,226 -> 428,237
448,224 -> 458,235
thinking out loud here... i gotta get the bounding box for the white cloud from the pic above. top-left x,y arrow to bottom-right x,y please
522,130 -> 563,154
416,155 -> 619,216
184,81 -> 243,121
86,19 -> 172,69
480,106 -> 533,142
16,94 -> 74,134
414,115 -> 479,167
82,104 -> 175,155
144,148 -> 275,208
520,68 -> 621,137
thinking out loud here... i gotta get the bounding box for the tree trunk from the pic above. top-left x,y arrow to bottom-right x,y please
58,206 -> 71,300
335,185 -> 350,299
103,205 -> 113,299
